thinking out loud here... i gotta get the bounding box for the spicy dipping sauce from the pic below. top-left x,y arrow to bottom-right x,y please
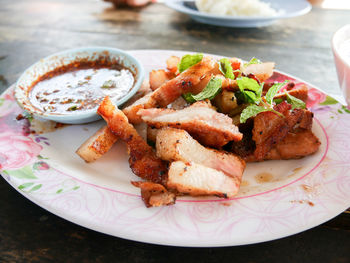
28,60 -> 135,114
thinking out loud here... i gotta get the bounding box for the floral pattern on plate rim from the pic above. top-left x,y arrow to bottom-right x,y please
0,50 -> 350,247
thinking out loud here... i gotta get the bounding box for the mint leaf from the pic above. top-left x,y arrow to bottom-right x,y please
219,58 -> 235,80
244,57 -> 261,67
265,80 -> 289,105
183,77 -> 222,103
178,53 -> 203,73
240,105 -> 268,123
236,77 -> 263,104
286,93 -> 306,109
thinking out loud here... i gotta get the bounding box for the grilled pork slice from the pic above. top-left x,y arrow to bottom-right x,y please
97,96 -> 168,185
151,56 -> 217,107
252,102 -> 306,160
138,102 -> 242,148
122,92 -> 156,124
76,125 -> 119,163
77,80 -> 152,163
156,128 -> 245,181
131,181 -> 176,207
122,56 -> 216,123
274,84 -> 308,103
168,161 -> 240,198
246,130 -> 320,161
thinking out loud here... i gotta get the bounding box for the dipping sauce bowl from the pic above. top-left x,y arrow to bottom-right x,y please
15,47 -> 145,124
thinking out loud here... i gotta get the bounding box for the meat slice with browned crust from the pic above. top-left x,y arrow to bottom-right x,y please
246,129 -> 321,162
274,84 -> 308,103
97,96 -> 168,185
122,56 -> 216,124
151,56 -> 217,107
168,161 -> 240,198
156,128 -> 245,181
252,101 -> 307,160
76,125 -> 119,163
131,181 -> 176,207
138,101 -> 243,148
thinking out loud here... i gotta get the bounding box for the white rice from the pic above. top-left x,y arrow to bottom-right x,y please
195,0 -> 278,17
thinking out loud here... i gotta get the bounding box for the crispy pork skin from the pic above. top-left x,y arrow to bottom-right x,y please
156,128 -> 245,181
168,161 -> 240,198
138,102 -> 242,148
131,181 -> 176,207
97,96 -> 168,185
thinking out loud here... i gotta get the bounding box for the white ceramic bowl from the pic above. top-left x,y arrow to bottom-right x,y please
332,24 -> 350,106
15,47 -> 145,124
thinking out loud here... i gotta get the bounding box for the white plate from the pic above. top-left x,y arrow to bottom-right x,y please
1,50 -> 350,247
166,0 -> 312,28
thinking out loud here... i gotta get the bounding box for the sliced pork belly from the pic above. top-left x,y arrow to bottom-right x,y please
274,84 -> 308,103
246,129 -> 320,162
131,181 -> 176,207
138,102 -> 242,148
252,102 -> 306,160
156,128 -> 245,181
168,161 -> 240,198
97,96 -> 168,185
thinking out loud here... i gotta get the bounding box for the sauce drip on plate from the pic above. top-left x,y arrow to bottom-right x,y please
29,63 -> 134,114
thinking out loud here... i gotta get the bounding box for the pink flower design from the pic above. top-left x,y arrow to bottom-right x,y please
0,132 -> 42,170
307,88 -> 327,108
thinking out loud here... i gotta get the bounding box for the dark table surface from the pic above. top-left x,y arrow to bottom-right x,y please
0,0 -> 350,262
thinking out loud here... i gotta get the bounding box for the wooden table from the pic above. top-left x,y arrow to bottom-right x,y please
0,1 -> 349,262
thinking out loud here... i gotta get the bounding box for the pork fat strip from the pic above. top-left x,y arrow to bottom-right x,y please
97,96 -> 168,185
168,161 -> 240,198
138,101 -> 243,148
156,128 -> 245,181
76,125 -> 119,163
149,69 -> 175,91
242,62 -> 275,83
246,130 -> 320,162
131,181 -> 176,207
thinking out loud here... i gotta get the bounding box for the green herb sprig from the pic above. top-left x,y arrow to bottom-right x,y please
183,76 -> 222,103
239,80 -> 292,123
178,53 -> 204,73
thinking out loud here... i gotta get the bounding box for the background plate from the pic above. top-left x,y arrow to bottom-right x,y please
166,0 -> 312,28
1,50 -> 349,247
